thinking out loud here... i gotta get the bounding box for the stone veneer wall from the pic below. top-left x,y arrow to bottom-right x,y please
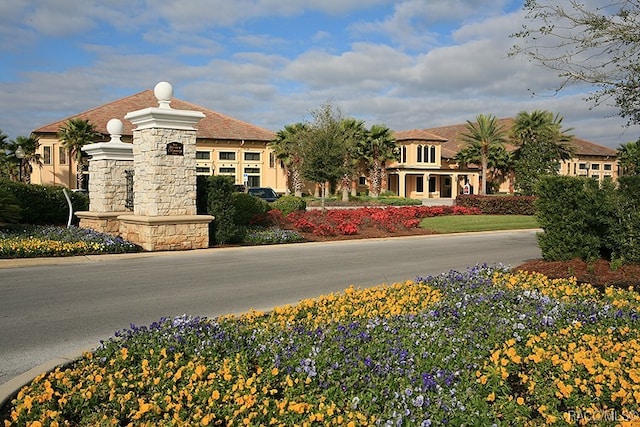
132,128 -> 197,217
88,159 -> 132,212
77,212 -> 127,235
118,215 -> 210,251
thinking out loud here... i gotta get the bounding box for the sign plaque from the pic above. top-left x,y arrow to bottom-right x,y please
166,142 -> 184,156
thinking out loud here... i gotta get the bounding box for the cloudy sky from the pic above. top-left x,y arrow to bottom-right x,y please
1,0 -> 638,149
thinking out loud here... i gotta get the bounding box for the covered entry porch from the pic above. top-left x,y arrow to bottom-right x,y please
387,170 -> 479,200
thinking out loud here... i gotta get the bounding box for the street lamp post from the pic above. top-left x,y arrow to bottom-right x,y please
15,146 -> 25,182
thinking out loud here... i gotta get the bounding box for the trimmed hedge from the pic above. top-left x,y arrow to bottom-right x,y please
0,179 -> 89,225
609,175 -> 640,264
231,192 -> 270,226
455,194 -> 536,215
535,176 -> 615,262
271,195 -> 306,216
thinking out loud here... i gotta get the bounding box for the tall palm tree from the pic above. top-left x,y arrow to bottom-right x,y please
455,142 -> 513,194
58,118 -> 100,190
358,124 -> 398,198
0,129 -> 15,180
617,140 -> 640,175
339,118 -> 367,201
511,110 -> 574,160
510,110 -> 575,195
11,135 -> 41,184
271,123 -> 308,197
459,114 -> 507,195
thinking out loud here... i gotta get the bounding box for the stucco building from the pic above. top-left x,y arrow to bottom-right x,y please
29,92 -> 619,200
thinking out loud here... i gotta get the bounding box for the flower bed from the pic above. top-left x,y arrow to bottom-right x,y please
286,206 -> 481,236
3,265 -> 639,426
0,225 -> 142,258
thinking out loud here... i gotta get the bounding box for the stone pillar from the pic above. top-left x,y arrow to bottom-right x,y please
117,82 -> 213,251
76,119 -> 134,234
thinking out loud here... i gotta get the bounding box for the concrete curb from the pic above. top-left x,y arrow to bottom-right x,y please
0,350 -> 84,411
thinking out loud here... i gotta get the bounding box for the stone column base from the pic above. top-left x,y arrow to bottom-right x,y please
117,214 -> 214,251
76,211 -> 131,235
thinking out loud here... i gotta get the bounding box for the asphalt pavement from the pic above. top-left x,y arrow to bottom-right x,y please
0,230 -> 541,409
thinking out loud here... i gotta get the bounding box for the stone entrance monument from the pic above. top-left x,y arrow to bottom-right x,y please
77,82 -> 214,251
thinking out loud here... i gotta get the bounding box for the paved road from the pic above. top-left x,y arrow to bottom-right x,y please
0,230 -> 540,387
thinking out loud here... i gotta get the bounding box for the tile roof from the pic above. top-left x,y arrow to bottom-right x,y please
33,90 -> 276,142
424,117 -> 617,159
393,129 -> 447,142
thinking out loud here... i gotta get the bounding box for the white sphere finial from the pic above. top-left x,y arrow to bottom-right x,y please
106,118 -> 123,142
154,81 -> 173,108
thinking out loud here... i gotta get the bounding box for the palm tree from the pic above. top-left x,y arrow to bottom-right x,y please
0,129 -> 15,180
58,118 -> 100,190
459,114 -> 507,195
271,123 -> 308,197
339,118 -> 367,201
455,142 -> 513,194
510,110 -> 575,195
357,124 -> 398,198
617,140 -> 640,175
11,135 -> 41,183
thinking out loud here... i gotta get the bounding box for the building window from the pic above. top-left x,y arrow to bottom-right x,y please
429,176 -> 436,193
196,151 -> 211,160
578,163 -> 587,170
219,151 -> 236,160
416,176 -> 424,192
416,145 -> 435,163
358,176 -> 366,185
401,146 -> 407,163
219,167 -> 235,174
269,152 -> 276,168
604,164 -> 612,171
43,146 -> 51,165
591,163 -> 600,170
196,167 -> 211,174
244,167 -> 260,187
59,147 -> 67,165
244,152 -> 260,161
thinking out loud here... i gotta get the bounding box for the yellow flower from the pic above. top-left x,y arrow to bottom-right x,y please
487,392 -> 496,402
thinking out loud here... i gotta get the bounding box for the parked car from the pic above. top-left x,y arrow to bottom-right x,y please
247,187 -> 279,202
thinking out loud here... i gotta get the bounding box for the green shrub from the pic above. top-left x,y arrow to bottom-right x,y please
232,192 -> 269,226
535,176 -> 615,262
609,175 -> 640,263
202,175 -> 241,245
0,179 -> 88,225
378,196 -> 422,206
271,195 -> 306,216
0,187 -> 21,223
455,194 -> 536,215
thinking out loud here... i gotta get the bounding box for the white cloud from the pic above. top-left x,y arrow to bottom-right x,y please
0,0 -> 638,149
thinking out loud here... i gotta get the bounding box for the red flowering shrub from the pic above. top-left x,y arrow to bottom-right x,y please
337,222 -> 359,235
284,205 -> 482,236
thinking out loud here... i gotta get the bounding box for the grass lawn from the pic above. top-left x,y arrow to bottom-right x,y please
420,214 -> 539,233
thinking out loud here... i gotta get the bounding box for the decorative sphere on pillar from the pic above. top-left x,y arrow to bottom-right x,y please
106,118 -> 124,142
154,81 -> 173,108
